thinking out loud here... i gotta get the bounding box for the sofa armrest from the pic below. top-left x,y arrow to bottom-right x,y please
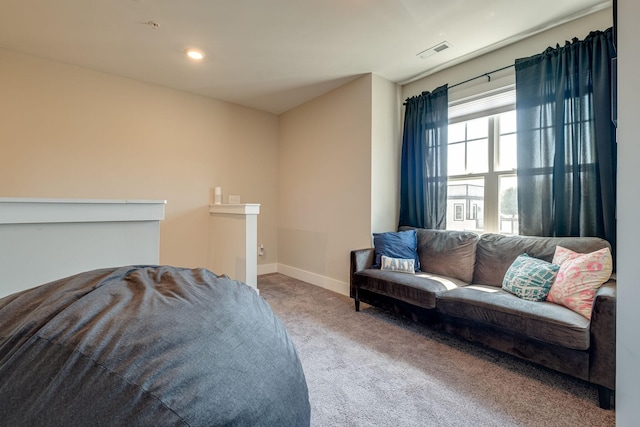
350,248 -> 374,298
351,248 -> 374,273
589,278 -> 616,391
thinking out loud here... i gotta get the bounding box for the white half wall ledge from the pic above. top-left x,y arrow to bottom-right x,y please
209,203 -> 260,215
209,203 -> 261,290
0,198 -> 166,224
0,198 -> 166,298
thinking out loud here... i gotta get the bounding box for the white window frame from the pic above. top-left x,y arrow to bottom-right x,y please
447,87 -> 517,234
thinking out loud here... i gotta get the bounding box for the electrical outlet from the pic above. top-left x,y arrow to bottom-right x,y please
228,195 -> 241,204
258,244 -> 264,256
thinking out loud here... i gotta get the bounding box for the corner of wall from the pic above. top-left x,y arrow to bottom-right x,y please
371,75 -> 402,233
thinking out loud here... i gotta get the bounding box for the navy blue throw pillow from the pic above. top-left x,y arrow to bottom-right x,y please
372,230 -> 420,272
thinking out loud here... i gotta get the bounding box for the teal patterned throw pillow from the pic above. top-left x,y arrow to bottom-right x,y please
502,254 -> 559,301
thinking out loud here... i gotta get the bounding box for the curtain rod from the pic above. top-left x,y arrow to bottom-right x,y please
448,63 -> 515,89
404,63 -> 515,104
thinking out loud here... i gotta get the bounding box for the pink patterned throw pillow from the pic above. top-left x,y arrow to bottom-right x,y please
546,246 -> 613,319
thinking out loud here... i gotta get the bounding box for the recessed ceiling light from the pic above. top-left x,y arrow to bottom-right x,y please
185,48 -> 205,61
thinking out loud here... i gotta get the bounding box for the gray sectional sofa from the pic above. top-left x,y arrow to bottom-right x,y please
350,228 -> 616,409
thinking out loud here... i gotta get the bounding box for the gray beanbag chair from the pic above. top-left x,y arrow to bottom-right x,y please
0,266 -> 310,426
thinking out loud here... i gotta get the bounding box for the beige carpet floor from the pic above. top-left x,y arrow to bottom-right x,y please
258,273 -> 615,427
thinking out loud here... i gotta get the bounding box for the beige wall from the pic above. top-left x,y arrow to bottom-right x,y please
274,10 -> 613,294
0,48 -> 279,272
371,75 -> 402,233
278,74 -> 376,291
402,9 -> 613,102
0,8 -> 615,298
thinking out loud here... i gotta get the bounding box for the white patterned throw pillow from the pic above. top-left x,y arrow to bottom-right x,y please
380,255 -> 416,274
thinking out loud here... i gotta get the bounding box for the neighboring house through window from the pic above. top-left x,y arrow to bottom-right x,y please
446,88 -> 518,234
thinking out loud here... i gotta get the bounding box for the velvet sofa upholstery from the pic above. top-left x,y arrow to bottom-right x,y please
350,228 -> 616,409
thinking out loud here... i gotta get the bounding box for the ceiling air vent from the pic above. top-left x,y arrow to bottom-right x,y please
417,41 -> 452,59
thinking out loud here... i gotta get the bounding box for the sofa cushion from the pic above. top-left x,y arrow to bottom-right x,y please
502,254 -> 559,301
547,246 -> 613,319
473,234 -> 612,288
437,285 -> 590,350
353,269 -> 467,310
372,230 -> 420,271
399,227 -> 479,283
436,285 -> 591,350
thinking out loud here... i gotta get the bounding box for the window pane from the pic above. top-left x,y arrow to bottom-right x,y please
447,178 -> 484,233
499,110 -> 517,134
496,134 -> 517,171
467,138 -> 488,173
448,142 -> 465,175
446,106 -> 517,235
448,122 -> 466,143
466,117 -> 488,139
498,175 -> 519,235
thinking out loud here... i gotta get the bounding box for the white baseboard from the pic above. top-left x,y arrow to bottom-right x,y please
257,263 -> 278,275
276,264 -> 350,296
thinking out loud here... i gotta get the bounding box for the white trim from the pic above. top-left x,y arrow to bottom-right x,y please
276,264 -> 350,296
0,198 -> 166,224
449,86 -> 515,121
209,203 -> 260,215
257,263 -> 278,275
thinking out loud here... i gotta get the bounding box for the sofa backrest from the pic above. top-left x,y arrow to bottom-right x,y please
400,227 -> 479,284
473,233 -> 612,287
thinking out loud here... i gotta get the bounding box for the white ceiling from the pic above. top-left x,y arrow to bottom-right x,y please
0,0 -> 610,114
